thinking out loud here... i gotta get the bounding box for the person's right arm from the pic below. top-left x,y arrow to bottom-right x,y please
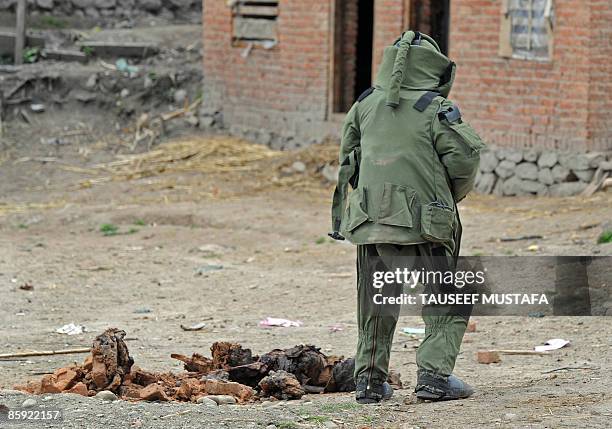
432,100 -> 485,202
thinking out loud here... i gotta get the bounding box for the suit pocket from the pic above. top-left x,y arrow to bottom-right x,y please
342,188 -> 370,233
377,183 -> 415,228
421,203 -> 455,242
446,121 -> 485,154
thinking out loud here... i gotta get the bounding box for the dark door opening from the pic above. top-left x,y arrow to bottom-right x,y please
409,0 -> 450,55
354,0 -> 374,103
332,0 -> 374,113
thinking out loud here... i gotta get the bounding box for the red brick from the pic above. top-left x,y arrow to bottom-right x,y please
66,382 -> 88,397
204,380 -> 254,403
82,355 -> 93,371
119,382 -> 144,399
139,384 -> 170,402
127,366 -> 159,387
476,350 -> 501,364
52,367 -> 79,391
40,375 -> 61,394
91,358 -> 109,389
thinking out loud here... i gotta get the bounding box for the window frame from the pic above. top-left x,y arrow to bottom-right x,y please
499,0 -> 555,62
230,0 -> 280,49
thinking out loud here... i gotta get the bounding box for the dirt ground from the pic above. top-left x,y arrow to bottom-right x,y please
1,125 -> 611,428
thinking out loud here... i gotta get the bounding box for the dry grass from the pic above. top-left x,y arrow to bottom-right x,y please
0,201 -> 67,216
75,136 -> 339,194
91,136 -> 281,181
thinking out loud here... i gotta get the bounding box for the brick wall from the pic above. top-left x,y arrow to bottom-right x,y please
587,0 -> 612,149
203,0 -> 407,143
449,0 -> 610,152
202,0 -> 333,144
203,0 -> 611,152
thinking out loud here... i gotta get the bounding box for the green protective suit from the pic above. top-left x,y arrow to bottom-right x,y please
330,32 -> 485,387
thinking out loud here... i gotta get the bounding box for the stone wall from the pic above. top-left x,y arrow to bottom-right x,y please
475,148 -> 612,197
0,0 -> 201,23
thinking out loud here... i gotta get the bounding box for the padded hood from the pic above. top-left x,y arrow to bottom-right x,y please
375,31 -> 456,108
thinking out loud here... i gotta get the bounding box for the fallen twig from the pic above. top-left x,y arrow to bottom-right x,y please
160,97 -> 202,122
500,235 -> 543,242
491,349 -> 550,356
541,366 -> 600,374
0,348 -> 90,359
60,129 -> 92,137
582,168 -> 609,197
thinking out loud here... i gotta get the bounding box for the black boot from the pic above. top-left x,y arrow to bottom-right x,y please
355,379 -> 394,404
415,371 -> 474,401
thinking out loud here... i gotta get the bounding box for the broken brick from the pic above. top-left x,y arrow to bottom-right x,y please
53,367 -> 79,391
128,366 -> 159,387
139,383 -> 170,402
176,381 -> 192,401
477,351 -> 501,364
466,321 -> 477,333
66,382 -> 88,397
90,357 -> 109,389
82,355 -> 93,371
13,381 -> 41,395
203,379 -> 254,402
176,378 -> 205,402
15,329 -> 382,404
170,353 -> 215,374
119,383 -> 143,399
40,375 -> 61,394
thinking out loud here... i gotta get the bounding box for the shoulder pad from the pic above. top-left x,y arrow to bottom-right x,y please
438,104 -> 462,123
356,87 -> 375,102
413,91 -> 441,112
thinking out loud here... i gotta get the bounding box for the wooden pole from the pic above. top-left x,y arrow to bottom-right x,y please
0,348 -> 90,359
491,349 -> 549,356
15,0 -> 27,66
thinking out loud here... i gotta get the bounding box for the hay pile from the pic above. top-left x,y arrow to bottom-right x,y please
78,135 -> 340,195
91,136 -> 281,182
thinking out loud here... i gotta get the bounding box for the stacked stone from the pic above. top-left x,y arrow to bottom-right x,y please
0,0 -> 200,20
475,148 -> 612,197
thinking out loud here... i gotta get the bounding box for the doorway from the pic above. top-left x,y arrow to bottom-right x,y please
408,0 -> 450,55
331,0 -> 374,113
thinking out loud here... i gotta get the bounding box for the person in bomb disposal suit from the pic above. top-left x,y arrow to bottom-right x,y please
330,31 -> 485,404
